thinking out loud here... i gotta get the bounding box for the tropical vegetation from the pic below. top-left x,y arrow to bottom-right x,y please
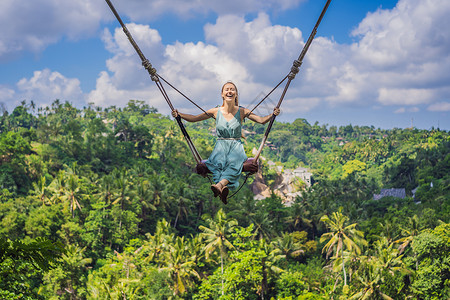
0,99 -> 449,299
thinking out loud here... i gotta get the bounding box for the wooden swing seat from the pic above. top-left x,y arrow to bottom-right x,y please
195,158 -> 258,177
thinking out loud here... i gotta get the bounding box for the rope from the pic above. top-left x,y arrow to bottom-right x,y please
227,173 -> 252,199
245,75 -> 289,117
158,75 -> 215,120
253,0 -> 332,162
105,0 -> 206,165
105,0 -> 333,197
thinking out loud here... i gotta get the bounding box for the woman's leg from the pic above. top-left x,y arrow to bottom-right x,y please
219,179 -> 229,187
218,179 -> 229,204
211,179 -> 230,204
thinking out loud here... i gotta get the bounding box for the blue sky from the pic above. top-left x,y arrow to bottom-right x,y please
1,0 -> 449,130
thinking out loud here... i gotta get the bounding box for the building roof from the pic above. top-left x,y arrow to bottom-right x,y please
373,188 -> 406,200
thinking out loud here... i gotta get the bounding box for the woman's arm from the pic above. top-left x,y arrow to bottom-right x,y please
243,107 -> 280,124
172,108 -> 217,122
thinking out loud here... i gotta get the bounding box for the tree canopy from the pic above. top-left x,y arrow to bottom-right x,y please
0,99 -> 448,299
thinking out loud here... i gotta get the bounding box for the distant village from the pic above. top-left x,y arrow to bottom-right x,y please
252,153 -> 424,206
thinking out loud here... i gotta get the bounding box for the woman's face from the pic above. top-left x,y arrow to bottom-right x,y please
221,83 -> 237,104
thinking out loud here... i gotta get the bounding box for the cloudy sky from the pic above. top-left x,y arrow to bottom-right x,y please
1,0 -> 449,130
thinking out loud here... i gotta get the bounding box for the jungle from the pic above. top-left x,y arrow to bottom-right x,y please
0,99 -> 449,299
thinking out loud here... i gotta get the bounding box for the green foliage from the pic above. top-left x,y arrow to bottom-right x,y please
221,249 -> 266,300
342,159 -> 366,178
411,224 -> 450,299
39,245 -> 92,299
0,237 -> 65,298
0,130 -> 33,193
275,270 -> 308,298
195,233 -> 282,300
0,100 -> 448,298
0,237 -> 65,272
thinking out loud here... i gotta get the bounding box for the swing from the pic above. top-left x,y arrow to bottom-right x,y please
105,0 -> 332,193
195,158 -> 258,177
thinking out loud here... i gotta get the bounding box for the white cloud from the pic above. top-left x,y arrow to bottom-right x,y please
427,102 -> 450,112
101,24 -> 165,89
205,13 -> 302,84
88,14 -> 310,115
0,86 -> 15,112
290,0 -> 450,111
87,0 -> 450,120
394,107 -> 406,114
88,23 -> 166,110
87,71 -> 164,109
378,88 -> 433,106
0,0 -> 107,60
282,96 -> 321,114
119,0 -> 306,20
347,0 -> 450,108
161,41 -> 249,102
352,0 -> 450,68
394,106 -> 420,114
10,0 -> 447,125
0,0 -> 306,60
0,86 -> 14,101
16,69 -> 84,108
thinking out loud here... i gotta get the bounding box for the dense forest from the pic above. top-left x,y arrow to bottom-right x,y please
0,99 -> 449,299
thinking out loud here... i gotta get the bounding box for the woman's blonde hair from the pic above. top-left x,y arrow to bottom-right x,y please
221,81 -> 239,106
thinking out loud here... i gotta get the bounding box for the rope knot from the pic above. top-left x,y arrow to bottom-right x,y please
142,59 -> 158,78
293,59 -> 302,68
288,59 -> 302,79
288,68 -> 299,79
142,59 -> 152,69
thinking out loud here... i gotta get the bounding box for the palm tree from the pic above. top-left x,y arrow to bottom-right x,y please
373,238 -> 409,275
111,168 -> 135,210
43,245 -> 92,298
228,192 -> 258,227
258,238 -> 285,299
285,198 -> 313,232
395,214 -> 423,254
199,209 -> 237,295
134,179 -> 157,220
60,172 -> 82,218
91,174 -> 115,244
111,168 -> 135,230
95,174 -> 114,206
349,261 -> 393,300
376,221 -> 399,243
395,214 -> 424,270
31,175 -> 50,205
142,219 -> 174,267
100,250 -> 141,299
320,209 -> 367,286
147,172 -> 172,210
173,182 -> 193,229
153,124 -> 178,163
252,208 -> 273,240
159,236 -> 200,296
350,238 -> 410,300
187,234 -> 207,277
49,170 -> 65,204
271,232 -> 305,260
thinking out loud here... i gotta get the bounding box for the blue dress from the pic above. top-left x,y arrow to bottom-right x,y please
205,107 -> 247,190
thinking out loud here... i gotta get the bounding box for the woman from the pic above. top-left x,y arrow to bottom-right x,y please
172,81 -> 280,204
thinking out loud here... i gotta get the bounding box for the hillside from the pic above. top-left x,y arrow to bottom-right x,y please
0,100 -> 449,299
